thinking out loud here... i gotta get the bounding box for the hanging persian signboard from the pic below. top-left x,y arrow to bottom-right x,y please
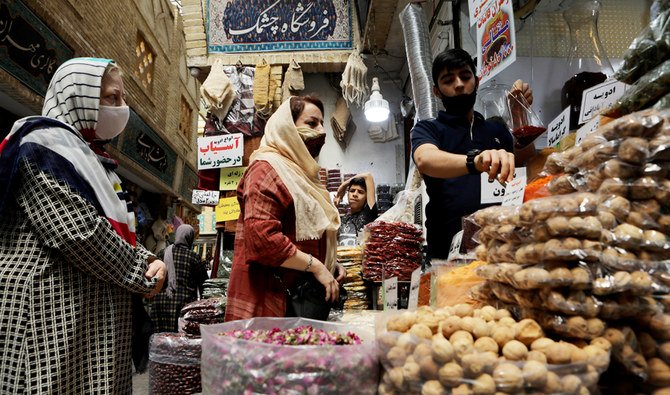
207,0 -> 352,53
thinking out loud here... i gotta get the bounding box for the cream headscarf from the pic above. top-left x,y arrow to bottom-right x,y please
250,98 -> 340,271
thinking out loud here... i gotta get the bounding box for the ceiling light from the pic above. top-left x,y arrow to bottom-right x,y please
364,77 -> 390,123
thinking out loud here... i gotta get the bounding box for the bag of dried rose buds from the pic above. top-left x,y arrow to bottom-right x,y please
200,317 -> 378,394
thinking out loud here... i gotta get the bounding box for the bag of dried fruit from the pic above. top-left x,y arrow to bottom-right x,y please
200,317 -> 378,394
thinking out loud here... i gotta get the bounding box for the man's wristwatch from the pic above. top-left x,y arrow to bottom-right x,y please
466,149 -> 482,174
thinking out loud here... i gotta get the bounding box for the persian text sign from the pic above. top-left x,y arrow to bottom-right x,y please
578,80 -> 628,124
547,107 -> 571,147
215,196 -> 241,222
207,0 -> 352,53
476,0 -> 516,85
219,166 -> 247,190
198,134 -> 244,170
192,190 -> 220,206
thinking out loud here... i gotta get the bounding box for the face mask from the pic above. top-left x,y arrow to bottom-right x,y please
96,105 -> 129,140
440,90 -> 478,116
297,126 -> 326,158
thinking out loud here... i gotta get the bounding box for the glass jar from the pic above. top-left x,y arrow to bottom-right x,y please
560,0 -> 614,130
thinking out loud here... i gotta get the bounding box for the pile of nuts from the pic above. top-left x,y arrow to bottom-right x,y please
377,305 -> 610,395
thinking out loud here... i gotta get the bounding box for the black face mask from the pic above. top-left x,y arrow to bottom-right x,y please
304,134 -> 326,158
440,90 -> 478,116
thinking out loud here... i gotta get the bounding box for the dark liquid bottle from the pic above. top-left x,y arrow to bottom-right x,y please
561,71 -> 607,130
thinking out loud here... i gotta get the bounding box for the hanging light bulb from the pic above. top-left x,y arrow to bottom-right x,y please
364,77 -> 390,123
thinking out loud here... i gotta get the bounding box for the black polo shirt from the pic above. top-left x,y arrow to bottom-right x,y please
411,110 -> 513,259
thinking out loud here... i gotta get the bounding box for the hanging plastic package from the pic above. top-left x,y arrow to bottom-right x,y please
615,9 -> 670,85
605,59 -> 670,117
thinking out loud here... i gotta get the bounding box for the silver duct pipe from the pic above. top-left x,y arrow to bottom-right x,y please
400,3 -> 439,122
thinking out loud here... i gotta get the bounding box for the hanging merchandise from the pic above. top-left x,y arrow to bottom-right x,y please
614,8 -> 670,85
200,59 -> 236,122
282,59 -> 305,102
269,65 -> 283,112
340,48 -> 369,108
331,97 -> 353,144
253,58 -> 271,116
605,59 -> 670,117
560,0 -> 614,130
384,115 -> 399,142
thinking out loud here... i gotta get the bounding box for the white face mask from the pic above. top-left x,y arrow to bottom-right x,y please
96,105 -> 129,140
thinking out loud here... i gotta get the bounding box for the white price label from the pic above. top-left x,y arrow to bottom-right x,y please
408,268 -> 421,310
578,80 -> 628,124
191,190 -> 220,206
383,277 -> 398,311
547,107 -> 571,147
447,230 -> 464,262
575,116 -> 601,147
501,176 -> 527,206
481,167 -> 526,204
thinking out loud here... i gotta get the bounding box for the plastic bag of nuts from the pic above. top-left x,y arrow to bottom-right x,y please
149,333 -> 202,395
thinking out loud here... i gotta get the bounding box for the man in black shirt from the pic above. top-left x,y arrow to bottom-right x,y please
412,48 -> 535,259
334,173 -> 378,246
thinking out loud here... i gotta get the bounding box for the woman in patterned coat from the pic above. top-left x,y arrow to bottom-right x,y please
0,58 -> 166,393
151,224 -> 208,332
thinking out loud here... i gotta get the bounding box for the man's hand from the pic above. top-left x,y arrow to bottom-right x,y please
475,149 -> 516,184
512,79 -> 533,105
333,195 -> 342,206
144,259 -> 167,298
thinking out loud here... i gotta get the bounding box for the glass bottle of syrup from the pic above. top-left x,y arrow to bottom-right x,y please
561,0 -> 613,130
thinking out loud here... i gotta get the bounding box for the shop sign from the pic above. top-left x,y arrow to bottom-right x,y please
578,80 -> 629,124
192,190 -> 220,206
206,0 -> 352,53
215,196 -> 240,222
120,109 -> 176,186
198,134 -> 244,170
219,166 -> 247,190
476,0 -> 516,85
0,1 -> 73,95
480,166 -> 526,204
197,214 -> 206,233
547,107 -> 571,148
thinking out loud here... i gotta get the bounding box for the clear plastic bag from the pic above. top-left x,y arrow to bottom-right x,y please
149,333 -> 202,395
614,9 -> 670,84
376,305 -> 610,394
605,59 -> 670,117
506,90 -> 547,148
200,317 -> 378,395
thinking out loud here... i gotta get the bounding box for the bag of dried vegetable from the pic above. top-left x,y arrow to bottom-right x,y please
605,59 -> 670,117
614,9 -> 670,84
200,317 -> 378,394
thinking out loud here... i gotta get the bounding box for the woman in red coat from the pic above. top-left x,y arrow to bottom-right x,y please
225,96 -> 345,321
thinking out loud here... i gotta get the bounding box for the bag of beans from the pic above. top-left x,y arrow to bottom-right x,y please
149,333 -> 202,395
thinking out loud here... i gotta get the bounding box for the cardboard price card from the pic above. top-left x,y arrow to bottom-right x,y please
476,0 -> 516,85
215,196 -> 241,222
219,166 -> 247,191
383,277 -> 398,311
197,134 -> 244,170
481,167 -> 526,204
408,268 -> 421,310
575,116 -> 601,147
578,80 -> 628,124
547,107 -> 571,147
501,176 -> 527,206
